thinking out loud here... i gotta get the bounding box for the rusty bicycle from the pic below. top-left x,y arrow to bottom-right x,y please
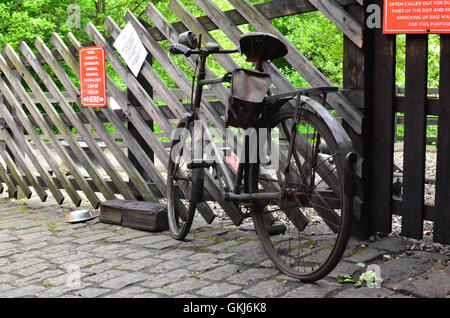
166,32 -> 357,282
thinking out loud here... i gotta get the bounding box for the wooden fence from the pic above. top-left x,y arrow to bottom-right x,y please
0,0 -> 447,244
366,1 -> 449,244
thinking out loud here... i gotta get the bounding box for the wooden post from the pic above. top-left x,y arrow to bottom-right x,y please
434,35 -> 450,244
364,0 -> 396,235
342,3 -> 370,239
127,53 -> 154,200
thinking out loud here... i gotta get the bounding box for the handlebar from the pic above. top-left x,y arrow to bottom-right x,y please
169,43 -> 239,57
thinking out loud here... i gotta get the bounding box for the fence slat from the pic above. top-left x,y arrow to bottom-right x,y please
224,0 -> 362,134
0,125 -> 48,202
102,18 -> 240,224
0,152 -> 17,197
434,35 -> 450,244
0,49 -> 102,208
401,35 -> 428,239
0,143 -> 32,199
45,35 -> 161,203
0,100 -> 65,204
0,78 -> 82,206
19,42 -> 118,203
32,38 -> 144,202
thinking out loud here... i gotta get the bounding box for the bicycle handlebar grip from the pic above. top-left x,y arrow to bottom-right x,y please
169,43 -> 192,56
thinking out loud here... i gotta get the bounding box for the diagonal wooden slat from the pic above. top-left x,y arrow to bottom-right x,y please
0,78 -> 82,206
61,32 -> 211,223
0,99 -> 65,204
0,124 -> 48,202
224,0 -> 362,134
33,37 -> 153,202
0,47 -> 102,208
102,17 -> 242,225
308,0 -> 363,48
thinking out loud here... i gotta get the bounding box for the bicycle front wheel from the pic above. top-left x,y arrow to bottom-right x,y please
167,119 -> 196,240
249,107 -> 352,282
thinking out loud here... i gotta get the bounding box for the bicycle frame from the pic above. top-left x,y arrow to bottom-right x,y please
186,48 -> 341,204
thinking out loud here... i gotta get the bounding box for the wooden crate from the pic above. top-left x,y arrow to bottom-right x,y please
99,200 -> 168,232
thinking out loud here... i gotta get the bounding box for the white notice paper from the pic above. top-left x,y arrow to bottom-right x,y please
113,21 -> 148,77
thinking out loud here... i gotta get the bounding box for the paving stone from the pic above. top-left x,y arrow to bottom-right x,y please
196,282 -> 241,297
124,250 -> 155,259
0,274 -> 19,284
105,231 -> 149,243
100,272 -> 148,289
370,237 -> 410,254
227,268 -> 279,286
38,283 -> 91,298
0,284 -> 46,298
199,264 -> 242,281
284,280 -> 340,298
85,260 -> 122,274
158,249 -> 194,260
327,261 -> 361,279
128,235 -> 171,245
117,257 -> 162,271
344,247 -> 386,263
194,229 -> 229,238
84,270 -> 128,283
157,278 -> 210,296
73,232 -> 117,244
71,287 -> 111,298
150,259 -> 196,274
333,287 -> 395,298
13,269 -> 65,287
207,240 -> 241,252
396,270 -> 450,298
104,286 -> 149,298
148,239 -> 181,250
245,280 -> 292,298
15,263 -> 51,277
1,258 -> 45,273
380,257 -> 433,286
187,258 -> 225,273
142,269 -> 194,288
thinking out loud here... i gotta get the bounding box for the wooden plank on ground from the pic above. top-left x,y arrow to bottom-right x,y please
401,35 -> 428,239
434,35 -> 450,245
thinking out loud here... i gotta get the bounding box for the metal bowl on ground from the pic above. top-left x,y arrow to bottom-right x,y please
65,209 -> 97,224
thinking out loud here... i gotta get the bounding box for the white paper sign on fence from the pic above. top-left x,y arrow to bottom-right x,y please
113,21 -> 148,77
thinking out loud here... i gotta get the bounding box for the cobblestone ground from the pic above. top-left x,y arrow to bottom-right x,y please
0,194 -> 449,298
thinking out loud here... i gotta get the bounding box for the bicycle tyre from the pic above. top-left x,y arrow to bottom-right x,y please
167,119 -> 196,240
249,107 -> 352,282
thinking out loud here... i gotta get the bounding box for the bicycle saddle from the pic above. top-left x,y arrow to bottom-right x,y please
239,32 -> 288,62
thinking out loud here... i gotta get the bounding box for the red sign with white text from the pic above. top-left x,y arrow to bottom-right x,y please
79,46 -> 107,107
383,0 -> 450,34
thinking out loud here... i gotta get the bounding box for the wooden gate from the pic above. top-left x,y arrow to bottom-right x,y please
366,1 -> 449,244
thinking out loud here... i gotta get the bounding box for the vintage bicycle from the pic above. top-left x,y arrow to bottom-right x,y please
166,32 -> 357,282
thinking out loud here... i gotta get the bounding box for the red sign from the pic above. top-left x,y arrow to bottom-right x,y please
79,46 -> 107,107
383,0 -> 450,34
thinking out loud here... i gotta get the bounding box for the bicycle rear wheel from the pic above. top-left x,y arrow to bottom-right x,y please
167,119 -> 196,240
249,107 -> 352,282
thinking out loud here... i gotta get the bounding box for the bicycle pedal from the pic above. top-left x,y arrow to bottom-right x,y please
187,161 -> 215,169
